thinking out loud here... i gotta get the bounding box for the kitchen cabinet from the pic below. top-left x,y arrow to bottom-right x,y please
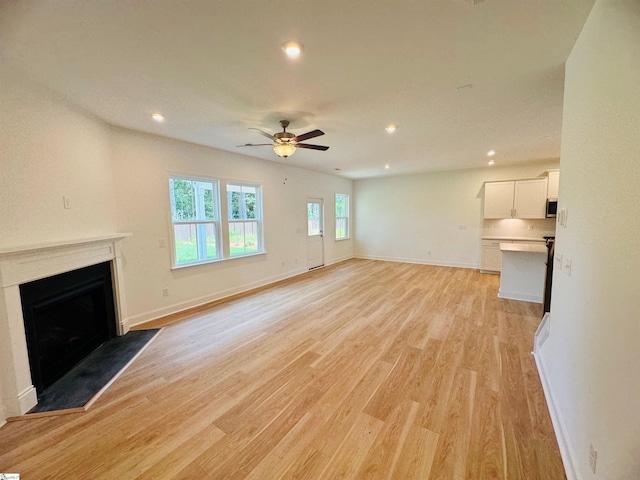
481,240 -> 503,273
483,178 -> 548,219
481,238 -> 546,273
547,170 -> 560,199
483,182 -> 514,219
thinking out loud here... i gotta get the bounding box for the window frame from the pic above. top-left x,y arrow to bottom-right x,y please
335,193 -> 350,241
226,182 -> 264,258
168,174 -> 265,269
169,175 -> 221,268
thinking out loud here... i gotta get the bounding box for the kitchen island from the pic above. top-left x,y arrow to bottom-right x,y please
498,242 -> 547,303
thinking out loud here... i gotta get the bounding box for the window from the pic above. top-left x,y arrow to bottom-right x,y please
308,202 -> 321,236
227,183 -> 262,257
335,193 -> 350,240
169,176 -> 264,267
169,177 -> 220,266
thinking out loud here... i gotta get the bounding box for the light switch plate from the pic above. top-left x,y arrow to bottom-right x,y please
563,257 -> 572,276
558,208 -> 568,227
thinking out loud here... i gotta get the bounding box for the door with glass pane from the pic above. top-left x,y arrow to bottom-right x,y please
307,198 -> 324,269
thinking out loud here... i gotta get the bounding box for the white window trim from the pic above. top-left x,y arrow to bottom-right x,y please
169,175 -> 221,268
168,174 -> 265,268
335,193 -> 350,241
226,182 -> 264,258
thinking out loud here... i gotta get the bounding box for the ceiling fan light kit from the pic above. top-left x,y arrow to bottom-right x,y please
238,120 -> 329,159
273,143 -> 296,158
281,41 -> 303,58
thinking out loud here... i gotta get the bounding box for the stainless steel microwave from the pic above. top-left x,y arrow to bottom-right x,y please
546,199 -> 558,218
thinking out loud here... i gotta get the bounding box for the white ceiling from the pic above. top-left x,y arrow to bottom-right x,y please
0,0 -> 594,179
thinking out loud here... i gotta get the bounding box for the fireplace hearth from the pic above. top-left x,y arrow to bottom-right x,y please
20,262 -> 116,395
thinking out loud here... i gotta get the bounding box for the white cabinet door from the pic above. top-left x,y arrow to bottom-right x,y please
483,181 -> 515,219
514,178 -> 548,219
481,244 -> 502,272
547,170 -> 560,199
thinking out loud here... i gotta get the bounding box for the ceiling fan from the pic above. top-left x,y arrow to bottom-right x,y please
238,120 -> 329,158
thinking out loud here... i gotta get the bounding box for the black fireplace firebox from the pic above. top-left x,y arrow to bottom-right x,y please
20,261 -> 117,395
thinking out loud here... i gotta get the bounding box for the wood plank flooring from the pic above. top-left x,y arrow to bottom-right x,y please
0,259 -> 566,479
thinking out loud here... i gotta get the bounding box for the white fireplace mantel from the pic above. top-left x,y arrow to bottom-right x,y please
0,234 -> 131,423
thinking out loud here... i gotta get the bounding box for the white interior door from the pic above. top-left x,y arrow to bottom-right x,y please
306,198 -> 324,269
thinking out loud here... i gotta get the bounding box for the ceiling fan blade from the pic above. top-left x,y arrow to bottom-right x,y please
295,143 -> 329,151
249,128 -> 277,141
237,143 -> 274,147
294,129 -> 324,142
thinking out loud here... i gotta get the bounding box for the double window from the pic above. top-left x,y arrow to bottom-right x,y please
335,193 -> 350,240
169,176 -> 263,267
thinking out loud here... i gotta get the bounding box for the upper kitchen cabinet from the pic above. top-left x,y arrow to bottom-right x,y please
547,169 -> 560,199
483,178 -> 548,219
483,181 -> 515,218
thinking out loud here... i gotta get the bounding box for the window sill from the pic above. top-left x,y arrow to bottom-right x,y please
171,251 -> 267,270
335,237 -> 351,242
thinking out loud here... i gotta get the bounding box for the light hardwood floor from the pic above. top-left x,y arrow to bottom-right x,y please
0,259 -> 565,479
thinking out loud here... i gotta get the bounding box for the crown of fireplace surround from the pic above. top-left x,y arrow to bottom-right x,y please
0,234 -> 131,424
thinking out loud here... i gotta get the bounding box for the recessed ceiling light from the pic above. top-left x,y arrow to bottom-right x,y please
488,160 -> 495,166
385,164 -> 390,169
151,113 -> 165,122
282,41 -> 303,58
385,125 -> 397,133
487,149 -> 496,157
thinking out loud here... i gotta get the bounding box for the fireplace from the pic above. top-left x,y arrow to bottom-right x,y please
20,262 -> 117,395
0,234 -> 130,422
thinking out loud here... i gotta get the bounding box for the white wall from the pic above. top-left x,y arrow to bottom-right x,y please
537,1 -> 640,479
354,162 -> 559,267
0,68 -> 352,328
110,128 -> 353,325
0,69 -> 119,425
0,70 -> 118,244
0,69 -> 352,424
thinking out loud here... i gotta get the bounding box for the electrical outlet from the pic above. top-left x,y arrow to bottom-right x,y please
427,250 -> 432,255
159,238 -> 166,248
162,288 -> 169,297
63,196 -> 71,209
589,443 -> 597,474
528,224 -> 534,231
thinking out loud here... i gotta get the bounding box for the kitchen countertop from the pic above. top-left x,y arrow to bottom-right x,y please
482,236 -> 547,242
499,242 -> 547,254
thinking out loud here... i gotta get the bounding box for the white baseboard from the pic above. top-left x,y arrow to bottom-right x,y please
19,386 -> 37,415
126,267 -> 310,328
5,385 -> 39,418
354,254 -> 478,270
533,351 -> 579,480
498,290 -> 542,303
325,255 -> 354,266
